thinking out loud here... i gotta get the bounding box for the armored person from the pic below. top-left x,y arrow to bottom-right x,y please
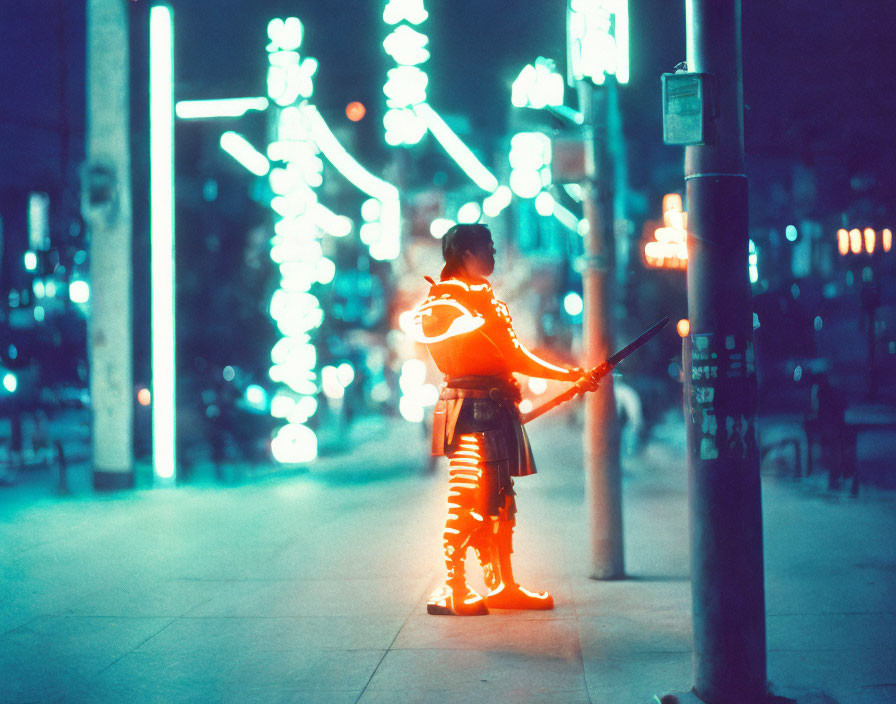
412,223 -> 596,616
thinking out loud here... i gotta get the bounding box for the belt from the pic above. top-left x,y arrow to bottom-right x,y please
441,376 -> 521,405
440,387 -> 495,401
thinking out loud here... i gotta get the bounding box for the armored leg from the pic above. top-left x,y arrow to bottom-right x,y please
427,434 -> 489,616
473,514 -> 554,610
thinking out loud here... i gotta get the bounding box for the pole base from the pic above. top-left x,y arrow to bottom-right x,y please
655,691 -> 797,704
92,469 -> 135,491
654,692 -> 704,704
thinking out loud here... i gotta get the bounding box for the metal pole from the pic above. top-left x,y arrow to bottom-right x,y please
84,0 -> 135,490
684,0 -> 767,701
578,80 -> 624,580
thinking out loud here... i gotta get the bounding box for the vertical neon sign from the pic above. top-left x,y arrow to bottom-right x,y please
382,0 -> 430,146
265,18 -> 325,464
567,0 -> 629,85
149,5 -> 176,482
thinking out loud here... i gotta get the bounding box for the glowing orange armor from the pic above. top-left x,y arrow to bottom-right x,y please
414,277 -> 577,382
413,275 -> 577,616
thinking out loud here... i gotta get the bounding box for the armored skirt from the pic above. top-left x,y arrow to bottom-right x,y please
430,376 -> 537,519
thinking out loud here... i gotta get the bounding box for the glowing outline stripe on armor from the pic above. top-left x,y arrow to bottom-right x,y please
409,299 -> 484,343
519,342 -> 573,375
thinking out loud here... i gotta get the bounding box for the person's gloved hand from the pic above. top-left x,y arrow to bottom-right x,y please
574,364 -> 606,394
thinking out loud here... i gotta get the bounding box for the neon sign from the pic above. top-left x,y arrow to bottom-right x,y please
567,0 -> 629,85
265,18 -> 325,465
644,193 -> 688,270
383,0 -> 430,146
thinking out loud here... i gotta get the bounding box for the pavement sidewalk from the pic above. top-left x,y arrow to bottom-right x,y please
0,413 -> 894,703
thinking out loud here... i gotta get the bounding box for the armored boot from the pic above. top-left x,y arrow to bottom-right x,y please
474,518 -> 554,610
426,550 -> 488,616
427,512 -> 489,616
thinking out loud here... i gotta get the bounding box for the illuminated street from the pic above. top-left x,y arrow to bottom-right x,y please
1,416 -> 894,703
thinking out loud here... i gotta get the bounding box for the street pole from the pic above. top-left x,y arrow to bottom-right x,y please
683,0 -> 767,701
83,0 -> 135,490
578,79 -> 624,580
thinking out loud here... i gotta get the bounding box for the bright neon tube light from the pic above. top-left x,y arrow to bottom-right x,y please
220,131 -> 271,176
311,203 -> 352,238
150,5 -> 176,482
413,104 -> 499,193
176,97 -> 269,119
552,202 -> 581,233
563,184 -> 584,202
616,0 -> 630,84
300,105 -> 398,201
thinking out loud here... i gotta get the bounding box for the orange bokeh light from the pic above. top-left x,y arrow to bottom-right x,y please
883,229 -> 893,252
645,193 -> 688,270
677,318 -> 690,337
864,228 -> 876,254
837,229 -> 849,256
849,228 -> 862,254
137,387 -> 151,406
345,101 -> 366,122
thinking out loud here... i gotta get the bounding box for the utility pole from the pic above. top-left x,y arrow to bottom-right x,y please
578,79 -> 624,579
83,0 -> 134,490
667,0 -> 768,701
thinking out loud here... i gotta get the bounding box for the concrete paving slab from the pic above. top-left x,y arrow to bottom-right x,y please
394,612 -> 581,655
768,647 -> 896,703
0,608 -> 38,637
767,612 -> 896,652
765,571 -> 896,616
184,576 -> 430,618
571,576 -> 692,616
222,689 -> 362,704
63,681 -> 222,704
137,615 -> 406,652
583,651 -> 692,704
272,541 -> 439,581
0,576 -> 95,632
365,647 -> 587,694
67,578 -> 231,618
358,686 -> 592,704
0,614 -> 174,702
94,646 -> 386,693
578,607 -> 693,658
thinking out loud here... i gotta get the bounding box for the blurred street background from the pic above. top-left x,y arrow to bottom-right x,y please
1,1 -> 896,702
1,0 -> 894,491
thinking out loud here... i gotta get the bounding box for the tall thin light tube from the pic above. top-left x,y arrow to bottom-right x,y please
150,5 -> 176,482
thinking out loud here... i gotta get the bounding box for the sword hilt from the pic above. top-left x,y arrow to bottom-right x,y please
573,362 -> 612,395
